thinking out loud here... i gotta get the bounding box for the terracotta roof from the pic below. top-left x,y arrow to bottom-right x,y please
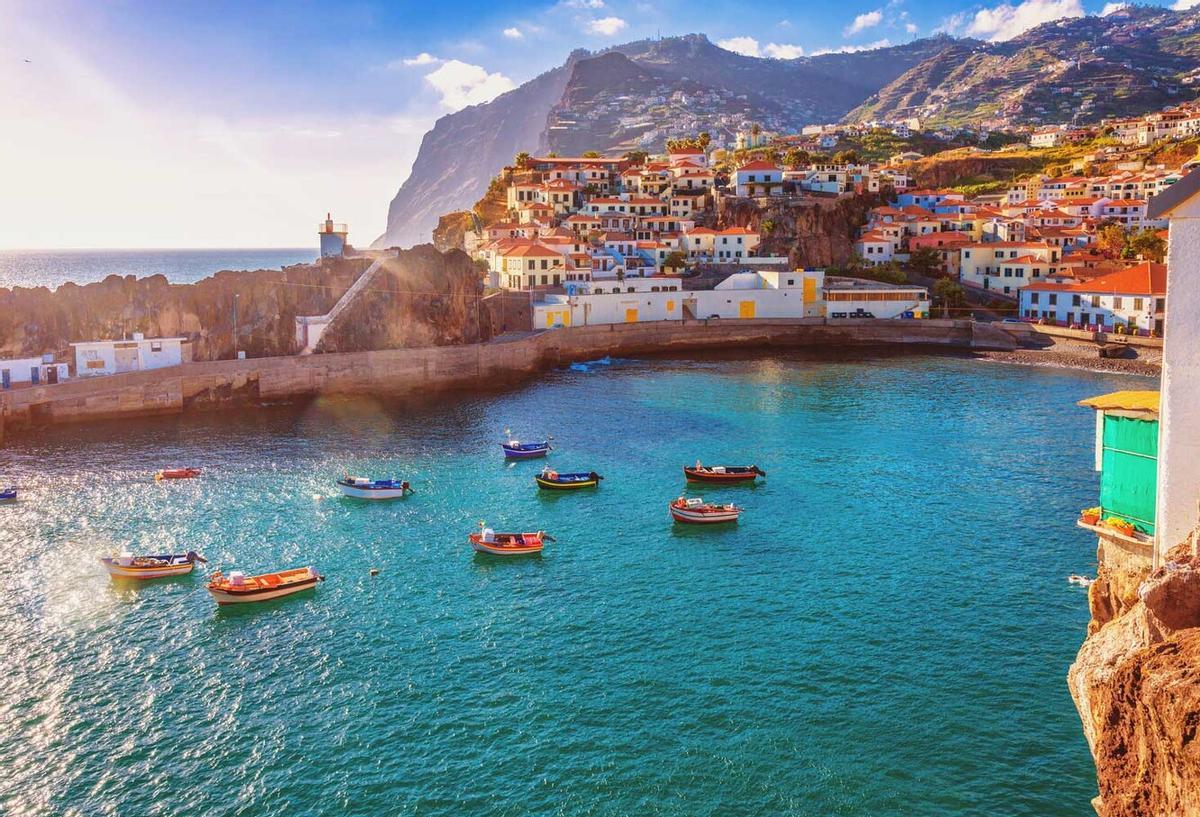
737,160 -> 782,172
1025,261 -> 1165,294
501,243 -> 561,257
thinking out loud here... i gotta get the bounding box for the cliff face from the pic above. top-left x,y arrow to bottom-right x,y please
0,259 -> 370,362
316,246 -> 487,353
1069,541 -> 1200,816
718,193 -> 886,269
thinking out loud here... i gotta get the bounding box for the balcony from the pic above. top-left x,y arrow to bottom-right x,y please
318,223 -> 348,234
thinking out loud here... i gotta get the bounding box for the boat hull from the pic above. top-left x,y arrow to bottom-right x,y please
670,507 -> 741,524
208,578 -> 320,605
339,485 -> 409,499
0,490 -> 16,502
156,468 -> 200,480
682,467 -> 761,483
535,476 -> 599,490
501,443 -> 550,459
100,559 -> 196,579
468,533 -> 544,556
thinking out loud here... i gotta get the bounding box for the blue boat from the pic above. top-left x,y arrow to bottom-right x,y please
501,439 -> 552,459
534,469 -> 602,490
0,487 -> 16,502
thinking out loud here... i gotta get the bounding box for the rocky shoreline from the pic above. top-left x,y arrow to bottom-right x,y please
975,336 -> 1161,378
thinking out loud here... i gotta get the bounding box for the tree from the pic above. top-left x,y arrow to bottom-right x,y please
933,278 -> 966,318
1096,221 -> 1127,259
514,151 -> 531,169
662,251 -> 688,272
832,149 -> 860,166
783,148 -> 811,169
698,131 -> 711,150
623,149 -> 649,165
616,269 -> 626,283
582,150 -> 602,158
907,246 -> 944,278
1127,228 -> 1166,263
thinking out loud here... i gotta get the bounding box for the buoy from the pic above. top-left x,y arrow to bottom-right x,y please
370,568 -> 379,577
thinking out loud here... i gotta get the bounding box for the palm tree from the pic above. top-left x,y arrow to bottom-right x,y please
514,151 -> 531,169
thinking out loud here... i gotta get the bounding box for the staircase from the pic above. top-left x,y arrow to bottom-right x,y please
295,257 -> 385,355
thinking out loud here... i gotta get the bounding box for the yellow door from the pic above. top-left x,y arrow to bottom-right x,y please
739,300 -> 756,319
803,277 -> 817,304
625,308 -> 639,323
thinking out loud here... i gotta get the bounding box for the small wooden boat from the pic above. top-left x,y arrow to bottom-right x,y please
670,496 -> 742,524
99,550 -> 206,579
0,487 -> 16,502
534,468 -> 602,490
501,439 -> 552,459
337,476 -> 413,499
207,566 -> 323,605
682,463 -> 765,484
155,467 -> 201,481
468,526 -> 553,556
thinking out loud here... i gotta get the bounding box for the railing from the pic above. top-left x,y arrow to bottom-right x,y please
318,223 -> 349,234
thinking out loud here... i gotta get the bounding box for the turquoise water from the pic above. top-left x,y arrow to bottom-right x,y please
0,248 -> 316,290
0,353 -> 1148,816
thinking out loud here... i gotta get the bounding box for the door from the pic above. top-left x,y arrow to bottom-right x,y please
739,300 -> 756,319
30,366 -> 39,385
624,307 -> 638,323
114,344 -> 139,373
1,369 -> 9,390
46,366 -> 58,384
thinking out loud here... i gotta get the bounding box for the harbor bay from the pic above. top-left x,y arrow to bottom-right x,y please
0,353 -> 1143,816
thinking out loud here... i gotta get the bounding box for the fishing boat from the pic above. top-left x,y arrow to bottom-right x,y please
99,550 -> 207,579
207,566 -> 323,605
0,487 -> 16,502
501,439 -> 552,459
155,467 -> 201,481
534,468 -> 602,490
670,496 -> 743,524
337,476 -> 413,499
682,463 -> 766,484
468,526 -> 553,556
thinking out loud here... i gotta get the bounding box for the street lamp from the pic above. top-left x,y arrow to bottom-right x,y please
232,293 -> 239,359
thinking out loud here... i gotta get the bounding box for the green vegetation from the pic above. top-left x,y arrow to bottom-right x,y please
907,247 -> 945,279
1097,222 -> 1166,263
932,278 -> 966,318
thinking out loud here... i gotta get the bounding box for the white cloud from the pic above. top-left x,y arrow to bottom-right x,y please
502,26 -> 523,38
1171,0 -> 1199,9
811,38 -> 892,56
423,60 -> 515,111
905,22 -> 919,33
964,0 -> 1084,42
561,0 -> 605,7
778,19 -> 793,27
717,36 -> 761,56
587,16 -> 627,35
1100,2 -> 1128,13
934,11 -> 970,34
846,9 -> 884,35
764,42 -> 805,58
401,52 -> 438,67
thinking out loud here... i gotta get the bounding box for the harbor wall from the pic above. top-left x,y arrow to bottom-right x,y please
0,318 -> 1010,442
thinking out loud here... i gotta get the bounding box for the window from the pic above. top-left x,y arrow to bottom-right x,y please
1113,296 -> 1123,309
1031,292 -> 1039,304
150,341 -> 163,353
1091,295 -> 1101,308
1134,297 -> 1144,311
1072,294 -> 1081,307
1049,294 -> 1057,305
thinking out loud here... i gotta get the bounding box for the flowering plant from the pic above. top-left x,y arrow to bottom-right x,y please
1104,516 -> 1135,535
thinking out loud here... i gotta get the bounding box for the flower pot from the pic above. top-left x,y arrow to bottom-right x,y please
1080,513 -> 1100,526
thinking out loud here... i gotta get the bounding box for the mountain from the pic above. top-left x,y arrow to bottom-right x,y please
374,34 -> 955,248
847,6 -> 1200,128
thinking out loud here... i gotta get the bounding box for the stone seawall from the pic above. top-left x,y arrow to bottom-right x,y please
0,318 -> 1011,443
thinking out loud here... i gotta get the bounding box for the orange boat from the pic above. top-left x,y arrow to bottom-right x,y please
207,566 -> 323,605
156,467 -> 201,481
468,527 -> 552,556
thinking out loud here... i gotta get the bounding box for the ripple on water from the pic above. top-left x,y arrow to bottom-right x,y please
0,352 -> 1148,816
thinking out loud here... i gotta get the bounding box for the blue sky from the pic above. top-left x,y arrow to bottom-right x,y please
1,0 -> 1190,248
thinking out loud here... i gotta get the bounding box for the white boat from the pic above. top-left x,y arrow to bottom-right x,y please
207,567 -> 323,605
99,550 -> 206,579
669,496 -> 743,524
337,476 -> 413,499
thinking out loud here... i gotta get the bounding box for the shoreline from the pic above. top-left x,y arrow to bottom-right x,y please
975,336 -> 1162,378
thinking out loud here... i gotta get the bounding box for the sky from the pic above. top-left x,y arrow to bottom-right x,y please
0,0 -> 1194,249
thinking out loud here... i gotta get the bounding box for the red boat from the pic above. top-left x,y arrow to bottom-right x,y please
670,497 -> 742,524
155,467 -> 201,481
468,527 -> 552,556
682,464 -> 765,483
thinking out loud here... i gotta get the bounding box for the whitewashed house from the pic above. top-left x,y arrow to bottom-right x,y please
71,334 -> 187,378
0,356 -> 69,388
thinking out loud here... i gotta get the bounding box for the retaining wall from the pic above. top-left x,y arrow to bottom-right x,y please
0,318 -> 1009,443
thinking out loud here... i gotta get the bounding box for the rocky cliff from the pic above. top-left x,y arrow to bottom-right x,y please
1069,539 -> 1200,816
316,246 -> 487,353
718,193 -> 887,269
373,34 -> 953,249
0,259 -> 370,362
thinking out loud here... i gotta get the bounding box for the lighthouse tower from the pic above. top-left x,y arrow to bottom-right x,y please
318,213 -> 348,258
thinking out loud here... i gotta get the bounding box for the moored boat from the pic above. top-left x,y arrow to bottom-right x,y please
156,467 -> 201,481
100,550 -> 207,579
468,526 -> 552,556
207,566 -> 323,605
337,476 -> 413,499
534,468 -> 602,490
670,496 -> 742,524
0,487 -> 16,501
682,463 -> 765,483
501,439 -> 552,459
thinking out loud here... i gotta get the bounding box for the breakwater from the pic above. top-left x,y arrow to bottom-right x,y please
0,318 -> 1015,442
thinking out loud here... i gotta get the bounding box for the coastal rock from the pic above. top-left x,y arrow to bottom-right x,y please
1069,544 -> 1200,816
717,193 -> 886,269
315,246 -> 487,353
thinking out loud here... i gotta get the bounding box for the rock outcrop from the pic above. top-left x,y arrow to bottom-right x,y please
1069,541 -> 1200,816
0,259 -> 371,361
315,246 -> 487,353
718,193 -> 888,269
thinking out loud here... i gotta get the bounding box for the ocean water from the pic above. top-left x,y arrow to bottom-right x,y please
0,248 -> 317,290
0,352 -> 1145,816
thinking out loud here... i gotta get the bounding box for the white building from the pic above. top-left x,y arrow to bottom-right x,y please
824,278 -> 931,319
71,334 -> 187,378
1018,261 -> 1166,334
0,356 -> 69,388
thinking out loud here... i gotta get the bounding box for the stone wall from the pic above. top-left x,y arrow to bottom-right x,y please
0,318 -> 1010,442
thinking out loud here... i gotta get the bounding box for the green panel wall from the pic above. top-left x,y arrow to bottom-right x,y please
1099,415 -> 1158,533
